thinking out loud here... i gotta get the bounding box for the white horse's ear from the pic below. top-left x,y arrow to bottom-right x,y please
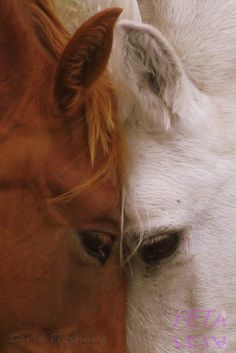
116,20 -> 208,132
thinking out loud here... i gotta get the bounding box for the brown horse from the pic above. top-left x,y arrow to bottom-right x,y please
0,1 -> 126,352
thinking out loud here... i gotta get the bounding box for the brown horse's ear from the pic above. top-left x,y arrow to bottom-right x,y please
55,8 -> 122,112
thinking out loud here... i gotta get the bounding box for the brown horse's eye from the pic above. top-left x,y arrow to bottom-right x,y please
79,232 -> 113,264
140,233 -> 180,265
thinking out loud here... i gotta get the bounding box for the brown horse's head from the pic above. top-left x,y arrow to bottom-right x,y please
0,1 -> 126,352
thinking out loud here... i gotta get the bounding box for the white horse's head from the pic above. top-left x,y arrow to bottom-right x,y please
113,1 -> 236,352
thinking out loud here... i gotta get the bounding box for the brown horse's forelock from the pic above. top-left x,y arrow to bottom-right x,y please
22,0 -> 124,201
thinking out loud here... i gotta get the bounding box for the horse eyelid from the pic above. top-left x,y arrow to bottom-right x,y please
139,226 -> 182,244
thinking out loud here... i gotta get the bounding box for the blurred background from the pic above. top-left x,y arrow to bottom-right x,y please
54,0 -> 126,33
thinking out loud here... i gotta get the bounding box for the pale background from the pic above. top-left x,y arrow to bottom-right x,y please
55,0 -> 128,33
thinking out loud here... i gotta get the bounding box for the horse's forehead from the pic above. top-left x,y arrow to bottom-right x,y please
124,129 -> 214,230
126,130 -> 194,185
0,123 -> 68,186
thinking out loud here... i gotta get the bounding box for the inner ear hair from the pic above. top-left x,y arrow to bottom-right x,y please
115,20 -> 212,133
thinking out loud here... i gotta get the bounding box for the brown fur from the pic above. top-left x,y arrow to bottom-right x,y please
0,0 -> 124,195
0,1 -> 126,352
31,0 -> 124,188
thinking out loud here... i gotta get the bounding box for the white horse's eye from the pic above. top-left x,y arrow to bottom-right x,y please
139,233 -> 180,265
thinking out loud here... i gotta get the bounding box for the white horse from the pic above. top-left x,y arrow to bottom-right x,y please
112,1 -> 236,352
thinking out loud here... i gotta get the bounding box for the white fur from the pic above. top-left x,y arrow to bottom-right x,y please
114,20 -> 214,133
109,0 -> 142,75
112,1 -> 236,352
